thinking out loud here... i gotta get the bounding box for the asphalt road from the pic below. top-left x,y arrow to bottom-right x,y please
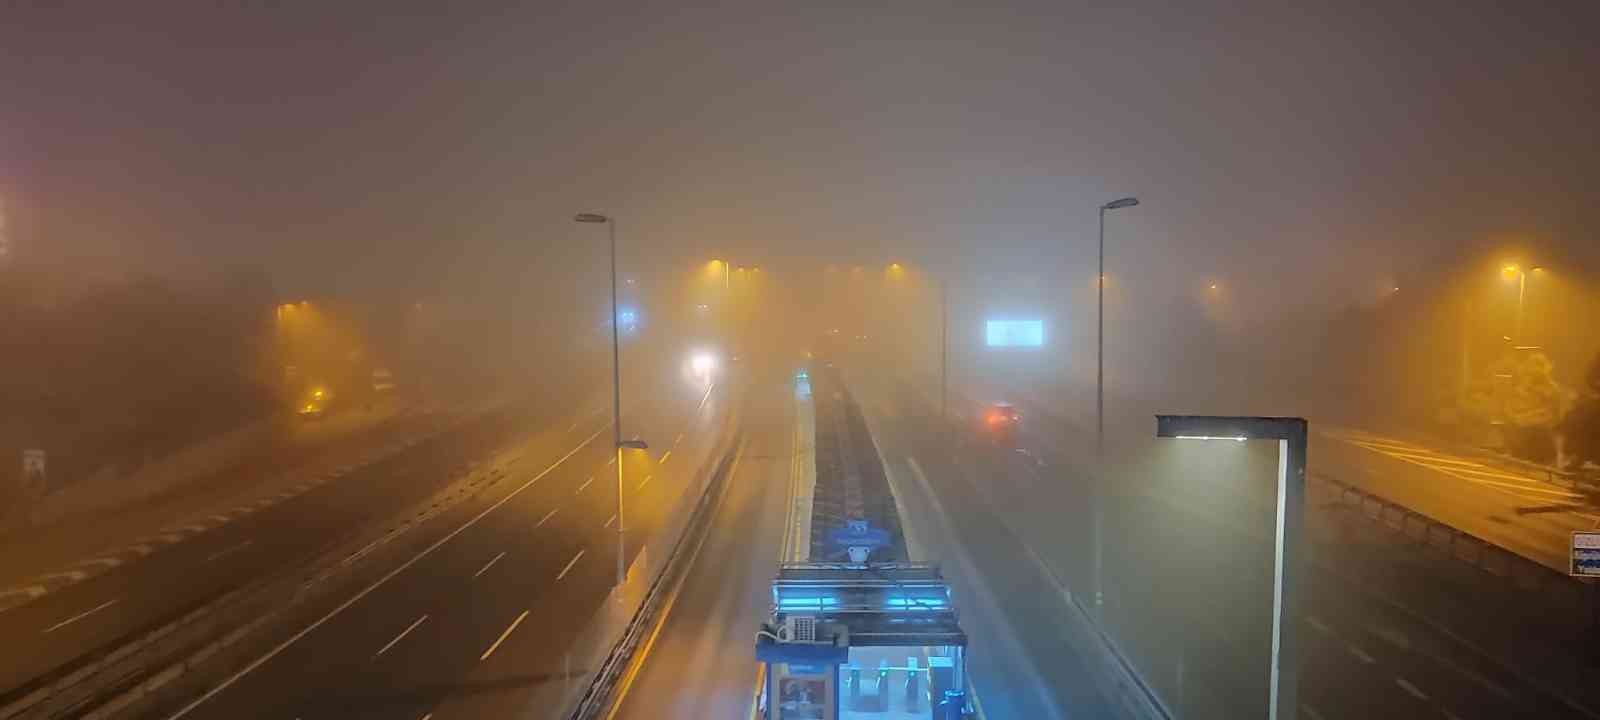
849,365 -> 1591,720
0,399 -> 550,695
157,368 -> 731,720
607,374 -> 798,720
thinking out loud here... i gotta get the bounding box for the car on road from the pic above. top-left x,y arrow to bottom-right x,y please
982,402 -> 1021,447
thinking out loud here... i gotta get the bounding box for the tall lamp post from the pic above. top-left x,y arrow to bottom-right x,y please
575,212 -> 648,587
1096,196 -> 1140,457
1155,415 -> 1307,720
1091,196 -> 1138,613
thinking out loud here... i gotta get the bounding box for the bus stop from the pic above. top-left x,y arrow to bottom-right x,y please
755,562 -> 968,719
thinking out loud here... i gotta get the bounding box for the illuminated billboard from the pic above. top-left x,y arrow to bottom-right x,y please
985,319 -> 1044,347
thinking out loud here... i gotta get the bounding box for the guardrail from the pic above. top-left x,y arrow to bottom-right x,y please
1312,470 -> 1597,625
560,417 -> 742,719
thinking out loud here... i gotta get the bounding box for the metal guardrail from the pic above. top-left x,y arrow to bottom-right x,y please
565,441 -> 741,720
1313,471 -> 1594,610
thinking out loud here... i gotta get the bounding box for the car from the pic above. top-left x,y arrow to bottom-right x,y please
981,403 -> 1021,446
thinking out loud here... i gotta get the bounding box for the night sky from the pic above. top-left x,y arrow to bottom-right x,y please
3,1 -> 1596,306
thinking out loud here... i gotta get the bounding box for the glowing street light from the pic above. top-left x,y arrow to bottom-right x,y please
691,351 -> 717,382
1502,263 -> 1545,344
1156,415 -> 1307,720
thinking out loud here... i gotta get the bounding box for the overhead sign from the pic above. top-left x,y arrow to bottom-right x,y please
1572,531 -> 1600,577
985,319 -> 1044,347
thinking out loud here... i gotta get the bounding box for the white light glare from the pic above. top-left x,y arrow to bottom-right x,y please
692,352 -> 716,376
1174,435 -> 1248,442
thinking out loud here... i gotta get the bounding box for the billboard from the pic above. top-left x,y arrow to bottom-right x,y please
985,319 -> 1044,347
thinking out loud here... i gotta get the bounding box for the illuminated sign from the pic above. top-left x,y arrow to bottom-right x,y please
985,319 -> 1045,347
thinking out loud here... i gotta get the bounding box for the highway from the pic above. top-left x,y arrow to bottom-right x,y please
848,362 -> 1592,720
154,362 -> 730,719
0,400 -> 540,695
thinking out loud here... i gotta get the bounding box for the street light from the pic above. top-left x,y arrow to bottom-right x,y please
575,211 -> 644,587
1155,415 -> 1307,720
1502,264 -> 1544,344
1096,196 -> 1139,457
1089,196 -> 1138,615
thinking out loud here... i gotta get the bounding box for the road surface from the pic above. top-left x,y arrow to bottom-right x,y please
155,368 -> 730,719
849,364 -> 1590,720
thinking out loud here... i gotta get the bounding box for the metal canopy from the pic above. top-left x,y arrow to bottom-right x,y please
770,562 -> 968,648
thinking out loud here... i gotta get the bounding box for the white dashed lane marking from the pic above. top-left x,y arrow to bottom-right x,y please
204,540 -> 255,565
480,610 -> 529,661
43,598 -> 119,634
1395,677 -> 1429,700
536,508 -> 559,529
473,551 -> 506,579
556,549 -> 585,581
1347,644 -> 1376,664
374,614 -> 428,658
576,476 -> 594,494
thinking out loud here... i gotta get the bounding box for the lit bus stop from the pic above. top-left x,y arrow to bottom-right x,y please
755,562 -> 969,720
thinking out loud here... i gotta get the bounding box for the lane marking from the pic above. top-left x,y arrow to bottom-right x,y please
1346,643 -> 1376,664
577,476 -> 595,494
1305,615 -> 1331,635
604,514 -> 617,528
473,551 -> 506,579
480,609 -> 529,661
536,508 -> 560,528
44,598 -> 120,634
161,426 -> 606,719
674,433 -> 684,448
744,663 -> 767,720
658,450 -> 672,465
556,549 -> 585,581
1302,704 -> 1327,720
1395,677 -> 1429,700
374,614 -> 428,658
568,422 -> 578,432
204,540 -> 255,565
637,475 -> 653,491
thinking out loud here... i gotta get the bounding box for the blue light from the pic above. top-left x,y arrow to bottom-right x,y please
779,596 -> 839,609
617,309 -> 638,325
986,319 -> 1045,347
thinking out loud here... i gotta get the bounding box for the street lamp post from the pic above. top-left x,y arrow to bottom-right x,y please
575,212 -> 647,588
1096,196 -> 1140,457
1093,196 -> 1138,613
1155,415 -> 1308,720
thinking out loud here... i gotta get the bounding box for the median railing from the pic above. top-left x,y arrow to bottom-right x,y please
559,414 -> 742,719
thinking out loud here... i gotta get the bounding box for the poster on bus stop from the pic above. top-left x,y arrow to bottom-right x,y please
1571,531 -> 1600,577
